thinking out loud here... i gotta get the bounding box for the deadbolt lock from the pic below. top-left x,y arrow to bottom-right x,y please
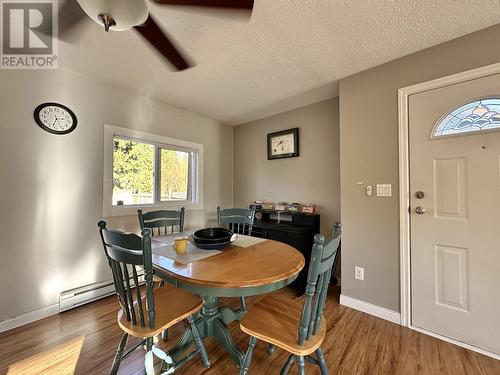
415,191 -> 425,199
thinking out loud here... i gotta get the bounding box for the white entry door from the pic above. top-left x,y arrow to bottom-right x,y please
409,73 -> 500,355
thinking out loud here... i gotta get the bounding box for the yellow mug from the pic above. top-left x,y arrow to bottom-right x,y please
173,237 -> 188,254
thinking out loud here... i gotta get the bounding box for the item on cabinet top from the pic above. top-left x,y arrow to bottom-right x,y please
249,204 -> 262,210
301,204 -> 316,214
262,203 -> 274,210
288,202 -> 301,212
275,202 -> 288,211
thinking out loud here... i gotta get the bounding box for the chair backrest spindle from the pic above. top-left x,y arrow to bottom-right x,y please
217,206 -> 255,235
138,208 -> 185,237
132,265 -> 145,327
121,262 -> 136,325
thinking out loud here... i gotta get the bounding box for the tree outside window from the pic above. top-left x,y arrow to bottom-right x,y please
112,137 -> 193,206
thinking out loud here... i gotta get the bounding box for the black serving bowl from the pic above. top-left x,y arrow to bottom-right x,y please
190,239 -> 233,250
192,227 -> 233,244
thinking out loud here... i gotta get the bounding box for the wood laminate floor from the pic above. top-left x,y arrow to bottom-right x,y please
0,287 -> 499,375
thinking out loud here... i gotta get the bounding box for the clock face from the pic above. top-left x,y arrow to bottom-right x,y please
34,103 -> 77,135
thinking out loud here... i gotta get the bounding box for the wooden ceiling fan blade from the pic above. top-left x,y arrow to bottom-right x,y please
134,15 -> 193,71
152,0 -> 254,9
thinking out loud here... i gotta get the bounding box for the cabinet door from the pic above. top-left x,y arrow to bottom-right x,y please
266,229 -> 301,249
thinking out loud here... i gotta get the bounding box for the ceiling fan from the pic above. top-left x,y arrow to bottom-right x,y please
57,0 -> 254,71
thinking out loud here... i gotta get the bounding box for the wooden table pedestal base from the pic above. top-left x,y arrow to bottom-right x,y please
165,295 -> 246,370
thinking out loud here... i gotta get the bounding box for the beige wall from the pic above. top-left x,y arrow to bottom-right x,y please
340,24 -> 500,312
0,70 -> 233,322
234,98 -> 340,235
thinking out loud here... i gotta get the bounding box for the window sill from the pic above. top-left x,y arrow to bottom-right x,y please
103,201 -> 204,218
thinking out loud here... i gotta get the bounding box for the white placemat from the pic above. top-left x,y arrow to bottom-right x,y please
150,232 -> 265,264
151,230 -> 195,246
152,241 -> 221,265
232,234 -> 267,248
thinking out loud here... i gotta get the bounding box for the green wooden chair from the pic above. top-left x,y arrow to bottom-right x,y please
98,221 -> 210,375
217,206 -> 256,312
217,206 -> 255,236
138,208 -> 186,341
138,208 -> 185,236
239,223 -> 342,375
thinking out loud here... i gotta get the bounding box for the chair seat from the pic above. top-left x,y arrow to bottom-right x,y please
240,293 -> 326,356
118,286 -> 203,338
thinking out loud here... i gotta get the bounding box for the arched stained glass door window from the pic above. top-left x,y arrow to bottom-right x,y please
432,98 -> 500,138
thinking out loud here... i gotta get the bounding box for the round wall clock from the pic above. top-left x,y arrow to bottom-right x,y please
34,102 -> 77,135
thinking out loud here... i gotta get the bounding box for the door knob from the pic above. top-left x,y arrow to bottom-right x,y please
415,206 -> 426,214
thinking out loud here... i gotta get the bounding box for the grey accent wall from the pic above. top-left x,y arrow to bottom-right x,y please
0,70 -> 233,322
340,24 -> 500,312
234,98 -> 340,235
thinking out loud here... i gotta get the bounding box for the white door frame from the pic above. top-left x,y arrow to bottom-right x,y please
398,61 -> 500,359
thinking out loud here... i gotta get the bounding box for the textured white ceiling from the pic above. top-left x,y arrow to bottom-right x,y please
59,1 -> 500,125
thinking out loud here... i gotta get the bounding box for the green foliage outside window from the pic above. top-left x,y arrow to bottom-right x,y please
112,137 -> 191,204
113,138 -> 154,194
161,149 -> 189,200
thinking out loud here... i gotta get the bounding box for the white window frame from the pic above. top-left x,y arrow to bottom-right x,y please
103,124 -> 204,217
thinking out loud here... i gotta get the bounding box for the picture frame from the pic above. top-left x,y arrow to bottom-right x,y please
267,127 -> 299,160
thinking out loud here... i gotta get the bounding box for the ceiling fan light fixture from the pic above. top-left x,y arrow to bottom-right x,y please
98,14 -> 116,32
77,0 -> 148,31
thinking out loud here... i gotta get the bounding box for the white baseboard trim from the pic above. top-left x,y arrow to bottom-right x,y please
0,303 -> 59,334
340,294 -> 401,324
409,325 -> 500,360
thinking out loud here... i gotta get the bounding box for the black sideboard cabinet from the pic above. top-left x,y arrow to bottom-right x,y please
250,212 -> 320,292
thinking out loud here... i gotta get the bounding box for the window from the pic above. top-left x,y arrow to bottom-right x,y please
160,148 -> 190,202
103,125 -> 203,216
113,138 -> 154,205
433,98 -> 500,138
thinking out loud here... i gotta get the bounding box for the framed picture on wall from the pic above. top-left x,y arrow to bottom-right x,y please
267,127 -> 299,160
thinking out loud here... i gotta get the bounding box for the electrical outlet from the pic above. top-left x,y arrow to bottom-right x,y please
355,266 -> 364,281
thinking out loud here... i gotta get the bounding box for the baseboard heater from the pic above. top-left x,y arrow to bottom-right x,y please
60,273 -> 146,312
59,280 -> 116,312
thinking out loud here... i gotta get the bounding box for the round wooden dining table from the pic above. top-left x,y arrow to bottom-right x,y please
152,238 -> 305,368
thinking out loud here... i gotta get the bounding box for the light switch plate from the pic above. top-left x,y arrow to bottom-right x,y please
376,184 -> 392,197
